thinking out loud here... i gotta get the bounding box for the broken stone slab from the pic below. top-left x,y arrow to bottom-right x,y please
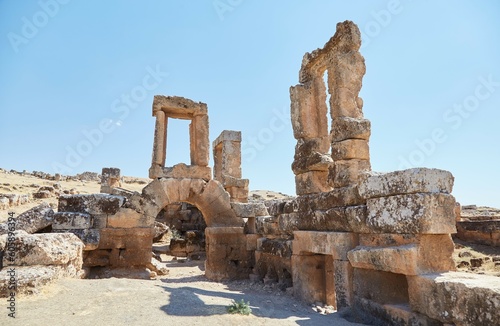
57,229 -> 100,251
153,221 -> 169,242
366,193 -> 457,234
293,231 -> 358,260
231,202 -> 268,218
146,257 -> 169,276
0,203 -> 54,235
52,212 -> 93,230
58,194 -> 125,215
407,272 -> 500,325
330,117 -> 371,142
0,265 -> 83,297
358,168 -> 454,199
2,230 -> 84,267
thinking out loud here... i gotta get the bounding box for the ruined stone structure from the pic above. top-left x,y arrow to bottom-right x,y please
213,130 -> 249,203
456,205 -> 500,247
249,21 -> 500,325
2,19 -> 499,326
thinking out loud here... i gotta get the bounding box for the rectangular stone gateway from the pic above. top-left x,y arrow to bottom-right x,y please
149,95 -> 211,181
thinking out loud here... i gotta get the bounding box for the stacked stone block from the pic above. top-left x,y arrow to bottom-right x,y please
54,194 -> 154,268
213,130 -> 249,202
100,167 -> 122,194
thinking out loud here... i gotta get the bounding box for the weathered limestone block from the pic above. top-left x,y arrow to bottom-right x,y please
231,202 -> 268,218
151,109 -> 166,170
278,213 -> 300,235
330,117 -> 371,142
258,238 -> 293,258
0,265 -> 82,297
146,257 -> 169,276
292,254 -> 328,304
292,152 -> 333,175
0,203 -> 53,235
190,113 -> 210,166
456,220 -> 500,246
294,137 -> 330,159
205,227 -> 252,281
290,81 -> 328,139
59,229 -> 100,251
345,205 -> 370,233
407,272 -> 500,325
154,221 -> 169,242
329,159 -> 371,188
98,228 -> 154,250
352,297 -> 442,326
366,193 -> 456,234
213,130 -> 242,180
255,216 -> 279,235
293,231 -> 358,260
348,244 -> 419,275
160,163 -> 212,181
359,233 -> 418,247
58,194 -> 125,216
299,21 -> 362,84
353,268 -> 409,305
245,234 -> 260,251
295,208 -> 352,232
222,175 -> 248,188
295,171 -> 332,195
348,235 -> 455,275
358,168 -> 454,199
107,207 -> 153,228
100,167 -> 121,193
226,186 -> 249,203
192,180 -> 243,227
3,231 -> 84,268
334,260 -> 354,310
52,212 -> 93,230
297,186 -> 363,212
331,139 -> 369,160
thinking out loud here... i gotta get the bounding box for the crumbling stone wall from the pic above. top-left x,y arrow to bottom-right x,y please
250,20 -> 500,325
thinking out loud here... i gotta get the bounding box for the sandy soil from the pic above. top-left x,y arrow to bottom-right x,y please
0,257 -> 364,326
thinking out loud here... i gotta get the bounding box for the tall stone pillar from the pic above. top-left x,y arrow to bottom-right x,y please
150,110 -> 166,178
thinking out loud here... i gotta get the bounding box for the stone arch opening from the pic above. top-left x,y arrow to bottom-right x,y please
156,201 -> 207,260
137,177 -> 249,280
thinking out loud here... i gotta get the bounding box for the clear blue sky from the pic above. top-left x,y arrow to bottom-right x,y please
1,1 -> 499,207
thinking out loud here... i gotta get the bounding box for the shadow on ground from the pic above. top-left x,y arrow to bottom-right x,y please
158,276 -> 365,325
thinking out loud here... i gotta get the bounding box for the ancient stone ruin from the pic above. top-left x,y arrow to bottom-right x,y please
1,20 -> 499,325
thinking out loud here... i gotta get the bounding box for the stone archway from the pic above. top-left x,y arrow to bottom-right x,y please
134,178 -> 249,280
141,178 -> 241,227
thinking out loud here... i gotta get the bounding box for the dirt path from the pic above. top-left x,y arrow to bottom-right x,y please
0,258 -> 364,326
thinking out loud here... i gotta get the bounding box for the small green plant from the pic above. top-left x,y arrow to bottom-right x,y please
226,299 -> 252,315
